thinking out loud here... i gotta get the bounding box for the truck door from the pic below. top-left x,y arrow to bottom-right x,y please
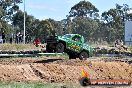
70,35 -> 82,52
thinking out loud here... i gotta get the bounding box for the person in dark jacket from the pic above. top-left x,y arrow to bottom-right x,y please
2,32 -> 5,43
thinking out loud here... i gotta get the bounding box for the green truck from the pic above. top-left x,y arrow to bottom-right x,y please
46,34 -> 94,60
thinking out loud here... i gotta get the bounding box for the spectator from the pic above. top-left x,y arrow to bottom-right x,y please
115,39 -> 119,47
16,32 -> 20,43
120,40 -> 123,46
26,34 -> 31,43
2,31 -> 5,43
9,33 -> 13,44
19,33 -> 23,43
33,38 -> 41,47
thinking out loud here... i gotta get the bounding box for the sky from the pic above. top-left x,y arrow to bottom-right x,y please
19,0 -> 132,21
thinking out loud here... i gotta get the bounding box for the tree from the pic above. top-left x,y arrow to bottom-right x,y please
62,16 -> 72,34
102,4 -> 132,23
0,0 -> 22,21
48,18 -> 64,35
72,17 -> 99,42
64,1 -> 99,42
12,11 -> 24,29
0,20 -> 13,34
126,13 -> 132,21
36,20 -> 53,42
0,0 -> 22,39
101,4 -> 132,42
12,10 -> 39,43
69,0 -> 99,18
12,10 -> 35,34
29,19 -> 40,38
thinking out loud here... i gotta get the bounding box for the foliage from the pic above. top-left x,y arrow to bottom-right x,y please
12,10 -> 35,33
0,0 -> 22,35
101,4 -> 132,42
12,11 -> 54,43
0,81 -> 80,88
2,0 -> 132,44
70,17 -> 99,41
129,46 -> 132,53
69,0 -> 99,18
64,2 -> 132,43
63,1 -> 99,42
0,0 -> 22,21
36,19 -> 53,42
0,43 -> 40,51
0,20 -> 13,34
48,18 -> 64,35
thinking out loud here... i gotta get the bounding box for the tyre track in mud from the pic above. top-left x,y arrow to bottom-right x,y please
0,57 -> 132,83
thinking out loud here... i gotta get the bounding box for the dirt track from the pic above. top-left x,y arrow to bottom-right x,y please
0,57 -> 132,84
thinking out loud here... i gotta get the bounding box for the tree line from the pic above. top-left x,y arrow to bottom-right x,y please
0,0 -> 132,43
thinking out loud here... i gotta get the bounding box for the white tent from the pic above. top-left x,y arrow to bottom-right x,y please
125,21 -> 132,45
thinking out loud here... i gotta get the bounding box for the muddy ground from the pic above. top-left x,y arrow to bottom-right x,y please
0,57 -> 132,85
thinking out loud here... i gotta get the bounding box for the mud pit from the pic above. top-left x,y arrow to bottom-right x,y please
0,57 -> 132,83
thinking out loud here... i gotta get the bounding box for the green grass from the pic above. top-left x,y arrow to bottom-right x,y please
0,43 -> 69,59
0,53 -> 69,60
45,53 -> 69,59
0,43 -> 42,51
0,81 -> 81,88
129,46 -> 132,53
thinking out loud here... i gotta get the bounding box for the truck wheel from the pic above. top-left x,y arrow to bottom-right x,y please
79,51 -> 89,60
46,45 -> 53,53
56,43 -> 64,53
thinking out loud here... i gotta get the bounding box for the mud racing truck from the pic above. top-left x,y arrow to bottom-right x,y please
46,34 -> 94,60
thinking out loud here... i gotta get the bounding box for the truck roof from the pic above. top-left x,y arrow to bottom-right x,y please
64,34 -> 81,36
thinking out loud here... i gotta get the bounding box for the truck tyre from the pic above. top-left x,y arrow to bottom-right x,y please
46,45 -> 53,53
56,43 -> 64,53
79,51 -> 89,60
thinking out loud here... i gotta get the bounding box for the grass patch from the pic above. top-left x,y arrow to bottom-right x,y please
0,81 -> 80,88
0,43 -> 42,51
129,46 -> 132,53
0,43 -> 69,59
0,54 -> 69,60
45,53 -> 69,59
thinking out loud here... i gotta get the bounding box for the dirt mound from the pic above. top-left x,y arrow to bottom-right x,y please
0,57 -> 61,65
51,59 -> 92,66
0,58 -> 132,83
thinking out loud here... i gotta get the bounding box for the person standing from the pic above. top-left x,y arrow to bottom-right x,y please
16,32 -> 20,44
19,33 -> 23,43
2,31 -> 5,43
33,38 -> 41,47
9,33 -> 13,44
